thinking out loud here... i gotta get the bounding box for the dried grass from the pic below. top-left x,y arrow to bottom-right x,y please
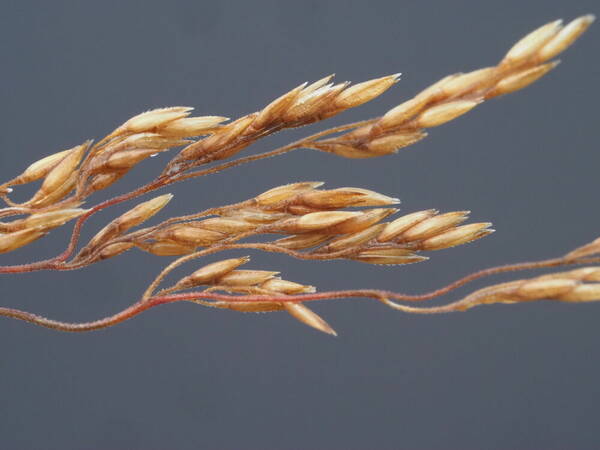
0,16 -> 597,335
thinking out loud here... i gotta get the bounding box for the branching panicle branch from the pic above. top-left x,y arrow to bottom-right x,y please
0,16 -> 597,335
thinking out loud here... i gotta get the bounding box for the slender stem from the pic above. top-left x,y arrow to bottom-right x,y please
1,256 -> 597,332
169,118 -> 377,184
0,299 -> 159,332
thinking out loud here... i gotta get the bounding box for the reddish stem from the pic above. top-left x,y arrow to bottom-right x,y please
1,256 -> 597,332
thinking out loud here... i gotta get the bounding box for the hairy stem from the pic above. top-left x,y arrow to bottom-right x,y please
2,256 -> 597,332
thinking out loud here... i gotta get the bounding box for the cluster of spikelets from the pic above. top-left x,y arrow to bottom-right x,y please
71,183 -> 494,266
0,15 -> 598,335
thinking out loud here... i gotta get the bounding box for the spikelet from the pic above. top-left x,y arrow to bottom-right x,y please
321,224 -> 385,252
399,211 -> 470,241
159,116 -> 228,138
28,172 -> 79,208
502,19 -> 564,64
538,15 -> 595,61
284,303 -> 337,336
174,257 -> 250,289
255,182 -> 324,206
333,74 -> 400,109
260,278 -> 316,294
378,210 -> 437,242
81,194 -> 173,256
419,223 -> 494,250
96,242 -> 135,261
218,269 -> 280,287
462,267 -> 600,310
353,248 -> 427,265
26,142 -> 89,205
308,15 -> 592,161
274,233 -> 332,250
137,241 -> 196,256
294,187 -> 399,209
115,107 -> 193,135
273,211 -> 363,233
152,224 -> 227,247
416,100 -> 480,128
0,228 -> 47,253
4,209 -> 88,233
11,148 -> 74,185
487,62 -> 559,98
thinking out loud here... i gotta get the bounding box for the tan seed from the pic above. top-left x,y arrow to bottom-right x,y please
401,211 -> 470,241
218,270 -> 280,287
367,132 -> 427,154
284,303 -> 337,336
0,228 -> 47,253
13,148 -> 73,185
178,257 -> 250,287
416,100 -> 480,128
503,19 -> 563,63
274,233 -> 331,250
517,278 -> 578,299
378,209 -> 437,242
159,116 -> 228,137
334,74 -> 400,109
299,187 -> 399,209
538,15 -> 596,61
419,223 -> 494,250
323,224 -> 386,252
255,182 -> 323,206
261,278 -> 316,294
118,107 -> 192,134
488,62 -> 559,98
559,284 -> 600,302
325,208 -> 396,235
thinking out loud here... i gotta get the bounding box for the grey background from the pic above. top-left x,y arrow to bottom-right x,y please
1,0 -> 598,449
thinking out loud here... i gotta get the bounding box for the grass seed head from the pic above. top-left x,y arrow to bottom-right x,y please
538,15 -> 595,61
503,19 -> 563,64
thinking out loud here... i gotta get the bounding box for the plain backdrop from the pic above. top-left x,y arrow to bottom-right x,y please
1,1 -> 599,449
